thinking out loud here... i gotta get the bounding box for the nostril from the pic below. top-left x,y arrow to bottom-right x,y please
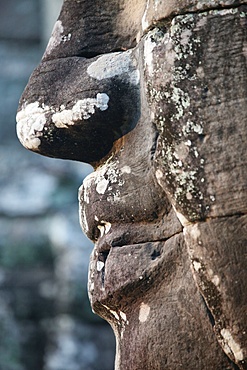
75,47 -> 128,59
151,249 -> 161,260
101,251 -> 110,263
76,51 -> 104,59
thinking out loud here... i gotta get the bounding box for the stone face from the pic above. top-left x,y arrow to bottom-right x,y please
17,0 -> 247,369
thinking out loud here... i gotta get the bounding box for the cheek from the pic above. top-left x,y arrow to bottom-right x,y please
144,10 -> 246,223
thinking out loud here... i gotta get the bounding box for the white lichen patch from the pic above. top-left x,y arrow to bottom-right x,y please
130,69 -> 140,85
186,192 -> 193,200
146,15 -> 209,219
180,28 -> 192,47
96,177 -> 109,195
121,166 -> 131,174
192,259 -> 221,290
17,94 -> 109,150
142,0 -> 150,31
170,13 -> 198,62
158,14 -> 201,121
193,260 -> 202,272
16,101 -> 51,150
156,135 -> 205,215
44,20 -> 64,56
97,221 -> 111,237
210,7 -> 239,16
155,169 -> 164,182
102,221 -> 111,234
201,266 -> 220,287
87,51 -> 139,85
78,203 -> 89,234
101,305 -> 128,341
119,311 -> 127,322
97,225 -> 105,238
144,32 -> 156,76
196,66 -> 205,78
190,223 -> 201,241
220,328 -> 244,362
52,93 -> 109,127
211,274 -> 220,287
80,172 -> 95,203
174,142 -> 190,161
95,161 -> 125,201
102,305 -> 120,321
170,87 -> 191,121
154,0 -> 160,11
61,33 -> 71,42
139,302 -> 150,323
97,261 -> 105,272
182,120 -> 204,136
78,180 -> 95,234
174,171 -> 197,200
88,255 -> 96,301
80,160 -> 125,204
174,207 -> 191,226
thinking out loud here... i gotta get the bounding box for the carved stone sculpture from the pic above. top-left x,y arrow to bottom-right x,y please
16,0 -> 247,369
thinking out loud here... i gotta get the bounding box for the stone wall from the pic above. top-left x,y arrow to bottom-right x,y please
0,1 -> 115,369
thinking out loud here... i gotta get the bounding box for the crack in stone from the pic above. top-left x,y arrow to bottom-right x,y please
142,2 -> 245,37
200,293 -> 241,370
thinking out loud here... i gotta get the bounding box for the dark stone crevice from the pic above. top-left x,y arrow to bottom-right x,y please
142,2 -> 245,37
98,250 -> 110,287
205,211 -> 247,222
110,230 -> 183,249
201,292 -> 216,327
150,249 -> 161,260
200,293 -> 241,370
75,47 -> 127,59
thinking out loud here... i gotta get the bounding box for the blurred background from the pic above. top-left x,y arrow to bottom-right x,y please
0,0 -> 115,369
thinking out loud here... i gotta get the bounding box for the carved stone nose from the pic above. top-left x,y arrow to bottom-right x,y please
16,52 -> 140,163
16,1 -> 141,164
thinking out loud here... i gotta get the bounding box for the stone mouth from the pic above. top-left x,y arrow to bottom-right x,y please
88,231 -> 184,309
94,226 -> 181,256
